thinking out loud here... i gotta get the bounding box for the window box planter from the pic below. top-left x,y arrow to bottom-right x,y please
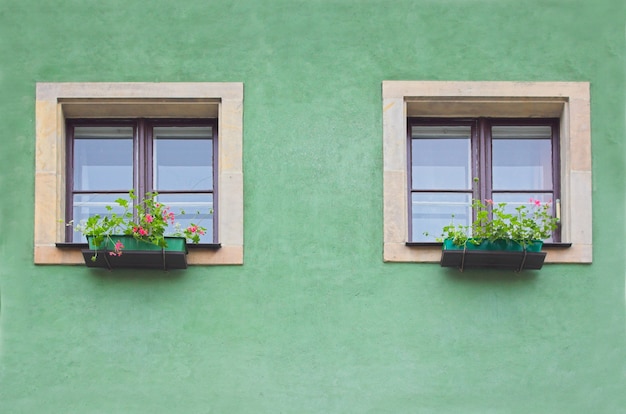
440,238 -> 546,271
82,235 -> 188,270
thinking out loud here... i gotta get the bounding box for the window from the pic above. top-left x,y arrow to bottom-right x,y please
382,81 -> 592,263
409,117 -> 560,243
35,82 -> 243,265
66,119 -> 218,243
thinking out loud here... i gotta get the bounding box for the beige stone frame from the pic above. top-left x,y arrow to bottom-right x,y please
35,82 -> 244,265
382,81 -> 592,263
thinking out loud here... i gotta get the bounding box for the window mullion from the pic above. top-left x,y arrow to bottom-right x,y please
479,118 -> 491,202
136,119 -> 147,199
145,119 -> 155,195
472,118 -> 486,226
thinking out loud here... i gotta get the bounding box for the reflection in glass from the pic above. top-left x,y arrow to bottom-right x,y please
411,126 -> 471,190
156,194 -> 214,242
412,192 -> 472,241
153,127 -> 213,191
492,126 -> 552,190
73,127 -> 133,191
491,193 -> 554,214
72,193 -> 130,242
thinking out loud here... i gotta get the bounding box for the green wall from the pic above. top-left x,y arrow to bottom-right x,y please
1,0 -> 625,412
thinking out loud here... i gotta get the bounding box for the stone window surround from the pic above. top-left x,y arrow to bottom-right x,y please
35,82 -> 244,265
382,80 -> 592,263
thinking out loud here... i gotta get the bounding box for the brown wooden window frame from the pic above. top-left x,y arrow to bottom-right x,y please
65,117 -> 219,245
407,117 -> 561,243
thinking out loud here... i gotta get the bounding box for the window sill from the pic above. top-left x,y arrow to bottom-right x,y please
41,242 -> 240,266
56,242 -> 222,250
405,242 -> 572,248
384,241 -> 587,264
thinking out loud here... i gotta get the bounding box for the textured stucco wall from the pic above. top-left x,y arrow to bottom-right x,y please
1,0 -> 625,412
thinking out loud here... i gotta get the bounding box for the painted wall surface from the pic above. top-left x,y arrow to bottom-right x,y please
1,0 -> 625,413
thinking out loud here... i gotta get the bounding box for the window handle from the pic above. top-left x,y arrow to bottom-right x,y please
555,199 -> 561,223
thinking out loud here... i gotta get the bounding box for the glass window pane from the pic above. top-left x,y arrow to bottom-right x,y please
73,127 -> 133,191
71,193 -> 130,242
411,126 -> 472,190
156,194 -> 214,242
492,126 -> 552,190
412,192 -> 472,241
153,127 -> 213,191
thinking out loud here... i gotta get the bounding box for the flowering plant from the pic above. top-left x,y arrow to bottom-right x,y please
70,190 -> 207,259
439,198 -> 558,249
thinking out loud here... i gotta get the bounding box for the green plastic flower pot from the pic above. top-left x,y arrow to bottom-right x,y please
87,235 -> 187,252
443,238 -> 543,252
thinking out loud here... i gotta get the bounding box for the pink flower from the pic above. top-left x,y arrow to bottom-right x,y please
134,227 -> 148,236
109,240 -> 124,256
485,199 -> 494,205
145,214 -> 153,223
534,199 -> 541,206
162,209 -> 175,224
188,225 -> 198,233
